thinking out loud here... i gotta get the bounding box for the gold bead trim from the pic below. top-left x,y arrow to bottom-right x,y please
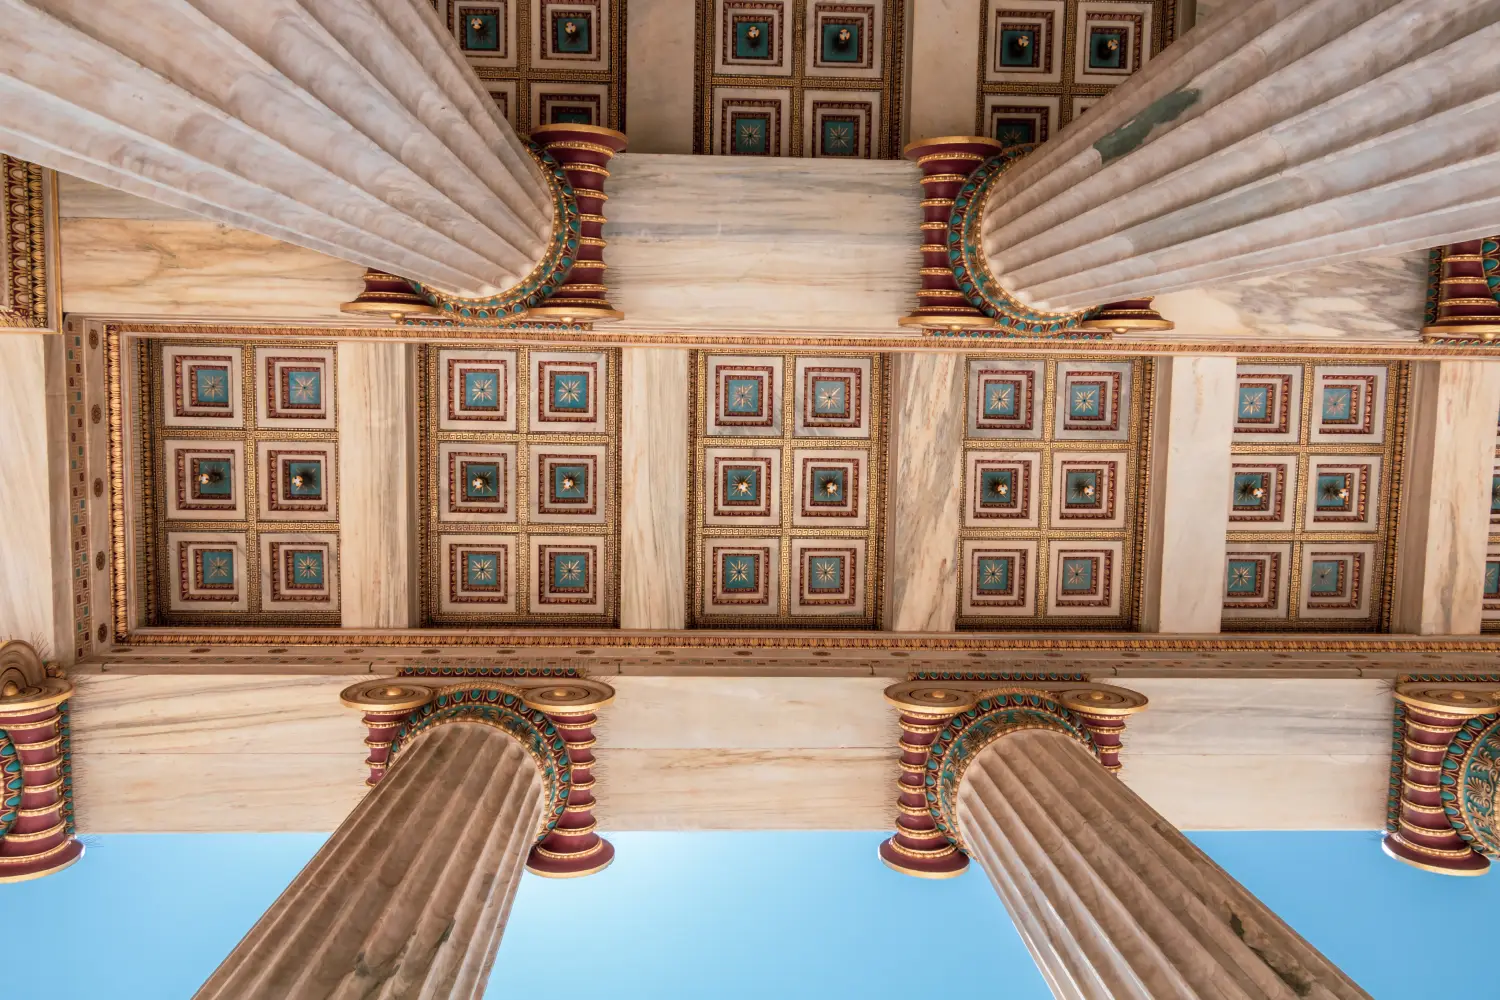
565,737 -> 597,750
20,761 -> 58,774
1,820 -> 65,843
899,720 -> 946,734
543,140 -> 617,156
534,842 -> 606,861
14,735 -> 61,752
1443,254 -> 1485,262
364,739 -> 392,750
919,267 -> 954,277
898,739 -> 932,754
885,839 -> 957,860
1389,832 -> 1475,859
920,198 -> 955,209
16,803 -> 60,819
0,837 -> 73,865
580,214 -> 608,225
563,163 -> 610,178
0,718 -> 57,732
1436,297 -> 1500,306
917,151 -> 985,166
550,820 -> 599,836
1403,737 -> 1452,756
1402,777 -> 1441,794
919,173 -> 968,186
22,777 -> 63,796
568,260 -> 608,270
569,778 -> 596,791
920,221 -> 949,231
1402,801 -> 1449,816
895,816 -> 936,835
896,800 -> 932,817
919,244 -> 948,254
579,237 -> 607,249
895,776 -> 925,793
1398,815 -> 1459,838
556,283 -> 608,294
918,289 -> 968,299
899,759 -> 928,774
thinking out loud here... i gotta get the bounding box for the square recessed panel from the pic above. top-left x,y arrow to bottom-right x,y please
257,442 -> 338,521
168,532 -> 248,611
968,360 -> 1043,438
1491,464 -> 1500,526
703,539 -> 780,616
261,533 -> 339,612
1226,457 -> 1296,531
1221,544 -> 1291,618
255,348 -> 334,429
804,92 -> 878,158
1046,542 -> 1123,617
965,452 -> 1038,527
1298,544 -> 1374,619
706,448 -> 781,525
715,0 -> 789,75
531,535 -> 606,614
532,0 -> 609,69
454,1 -> 516,67
707,355 -> 783,436
1233,365 -> 1302,443
1074,2 -> 1153,86
984,96 -> 1059,147
792,449 -> 868,527
440,349 -> 518,431
1054,361 -> 1131,440
440,534 -> 517,614
1049,453 -> 1125,528
531,446 -> 607,523
713,88 -> 791,156
986,0 -> 1063,84
790,538 -> 866,616
162,346 -> 242,428
1303,457 -> 1380,532
794,358 -> 871,437
532,351 -> 606,433
165,440 -> 245,520
960,540 -> 1037,617
806,2 -> 881,77
485,82 -> 518,126
1310,366 -> 1386,443
439,443 -> 517,522
531,84 -> 609,126
1485,546 -> 1500,620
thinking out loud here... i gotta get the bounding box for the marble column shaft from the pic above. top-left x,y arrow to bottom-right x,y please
884,352 -> 966,631
1141,356 -> 1236,633
958,729 -> 1372,1000
336,341 -> 417,628
619,348 -> 689,630
981,0 -> 1500,309
1393,361 -> 1500,635
195,723 -> 544,1000
0,0 -> 551,295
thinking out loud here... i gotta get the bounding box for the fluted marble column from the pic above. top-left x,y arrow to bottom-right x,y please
195,723 -> 544,1000
958,730 -> 1371,1000
979,0 -> 1500,310
0,0 -> 553,297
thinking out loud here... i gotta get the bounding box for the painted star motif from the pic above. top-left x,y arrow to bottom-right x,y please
731,384 -> 757,409
204,555 -> 231,581
555,377 -> 584,405
557,558 -> 583,583
731,474 -> 755,496
814,560 -> 838,584
824,124 -> 853,154
289,373 -> 319,403
1229,565 -> 1253,589
294,555 -> 321,582
1065,563 -> 1089,586
1313,565 -> 1334,585
1240,390 -> 1266,416
981,562 -> 1006,586
987,385 -> 1013,412
1488,565 -> 1499,592
468,375 -> 497,404
469,558 -> 496,583
1072,387 -> 1099,412
199,372 -> 226,398
816,384 -> 844,411
726,558 -> 752,585
738,122 -> 763,145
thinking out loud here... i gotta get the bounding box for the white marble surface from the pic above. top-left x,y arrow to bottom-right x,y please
907,0 -> 983,140
625,0 -> 695,154
619,349 -> 689,629
885,352 -> 966,630
1154,253 -> 1428,343
336,342 -> 417,628
0,334 -> 72,660
1392,361 -> 1500,634
1141,356 -> 1236,632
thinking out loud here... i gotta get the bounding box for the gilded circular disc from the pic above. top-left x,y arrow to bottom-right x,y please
339,679 -> 434,713
883,681 -> 979,717
0,676 -> 73,714
1394,684 -> 1500,718
522,679 -> 616,715
1059,685 -> 1149,717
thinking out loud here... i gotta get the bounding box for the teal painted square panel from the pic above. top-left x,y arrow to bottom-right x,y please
1315,473 -> 1352,511
549,550 -> 590,591
552,463 -> 590,500
721,465 -> 762,505
820,117 -> 857,156
282,368 -> 322,409
724,377 -> 763,415
1490,474 -> 1500,514
811,468 -> 846,504
1238,385 -> 1269,421
1233,472 -> 1270,511
998,27 -> 1039,67
197,549 -> 235,588
733,115 -> 770,155
720,552 -> 759,592
1060,557 -> 1095,593
551,107 -> 593,124
983,379 -> 1021,418
734,19 -> 772,59
1487,561 -> 1500,599
1321,386 -> 1353,422
1064,470 -> 1102,509
807,555 -> 845,593
464,552 -> 502,590
463,370 -> 501,410
978,469 -> 1014,506
548,370 -> 591,411
463,461 -> 501,500
820,21 -> 860,63
976,556 -> 1012,594
288,550 -> 325,589
286,460 -> 322,498
1068,383 -> 1102,419
191,366 -> 231,406
1226,559 -> 1261,595
810,377 -> 850,417
462,9 -> 502,51
1308,560 -> 1344,595
191,458 -> 233,497
1087,28 -> 1126,69
993,118 -> 1037,146
553,13 -> 591,53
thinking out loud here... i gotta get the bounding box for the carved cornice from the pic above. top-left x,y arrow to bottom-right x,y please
0,157 -> 58,332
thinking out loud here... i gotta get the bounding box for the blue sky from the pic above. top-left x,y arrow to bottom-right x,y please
4,830 -> 1496,999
